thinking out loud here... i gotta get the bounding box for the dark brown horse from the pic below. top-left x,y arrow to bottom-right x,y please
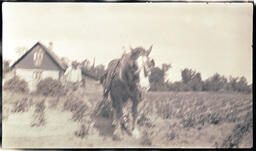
101,46 -> 154,139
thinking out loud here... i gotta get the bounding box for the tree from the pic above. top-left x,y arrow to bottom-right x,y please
203,73 -> 227,91
227,76 -> 251,93
3,60 -> 11,77
181,68 -> 196,84
60,57 -> 70,68
80,59 -> 91,72
189,72 -> 203,91
180,68 -> 203,91
149,64 -> 171,91
93,64 -> 105,79
236,76 -> 248,92
162,63 -> 172,72
162,63 -> 172,82
150,67 -> 164,84
16,46 -> 27,57
227,76 -> 239,92
149,67 -> 164,91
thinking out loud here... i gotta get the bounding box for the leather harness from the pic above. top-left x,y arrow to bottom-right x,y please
95,54 -> 125,116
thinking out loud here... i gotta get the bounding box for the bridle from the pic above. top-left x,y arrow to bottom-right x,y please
134,56 -> 151,78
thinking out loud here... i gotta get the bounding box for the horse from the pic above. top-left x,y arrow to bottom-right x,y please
101,45 -> 155,139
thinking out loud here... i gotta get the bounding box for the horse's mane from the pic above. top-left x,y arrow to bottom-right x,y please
103,47 -> 148,93
119,51 -> 140,84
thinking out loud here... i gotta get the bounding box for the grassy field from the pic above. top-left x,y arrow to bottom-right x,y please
2,86 -> 252,148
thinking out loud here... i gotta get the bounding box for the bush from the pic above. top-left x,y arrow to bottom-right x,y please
150,82 -> 169,91
63,96 -> 82,112
72,103 -> 88,122
221,113 -> 252,148
12,97 -> 33,113
74,124 -> 89,139
48,97 -> 60,109
167,82 -> 184,91
37,78 -> 67,96
166,68 -> 203,92
93,100 -> 114,119
3,60 -> 11,76
227,76 -> 251,93
140,131 -> 152,146
137,114 -> 153,128
3,76 -> 29,93
203,74 -> 227,92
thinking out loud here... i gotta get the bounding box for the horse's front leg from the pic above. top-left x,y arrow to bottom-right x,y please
131,99 -> 143,139
130,90 -> 142,138
131,89 -> 142,129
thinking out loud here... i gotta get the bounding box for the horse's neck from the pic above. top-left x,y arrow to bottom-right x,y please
118,54 -> 135,82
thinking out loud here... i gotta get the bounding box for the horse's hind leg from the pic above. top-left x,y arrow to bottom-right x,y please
112,104 -> 123,128
111,99 -> 124,140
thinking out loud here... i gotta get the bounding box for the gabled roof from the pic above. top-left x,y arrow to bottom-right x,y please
11,42 -> 67,71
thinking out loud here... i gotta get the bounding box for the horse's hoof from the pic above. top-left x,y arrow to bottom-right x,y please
125,129 -> 132,136
112,134 -> 122,141
112,127 -> 124,141
132,128 -> 141,139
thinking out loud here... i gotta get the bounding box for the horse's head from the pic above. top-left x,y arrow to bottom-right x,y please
130,45 -> 154,91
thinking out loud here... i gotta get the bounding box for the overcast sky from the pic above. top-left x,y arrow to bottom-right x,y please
2,2 -> 253,83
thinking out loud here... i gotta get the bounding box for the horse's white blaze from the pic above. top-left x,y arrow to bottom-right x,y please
136,56 -> 150,91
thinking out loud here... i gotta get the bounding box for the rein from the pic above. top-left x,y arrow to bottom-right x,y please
95,53 -> 125,117
103,58 -> 122,98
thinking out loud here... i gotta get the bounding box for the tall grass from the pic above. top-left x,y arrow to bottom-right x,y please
31,99 -> 46,127
2,89 -> 252,147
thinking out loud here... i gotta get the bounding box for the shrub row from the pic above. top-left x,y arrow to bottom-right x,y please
3,76 -> 29,93
3,76 -> 72,96
37,78 -> 67,96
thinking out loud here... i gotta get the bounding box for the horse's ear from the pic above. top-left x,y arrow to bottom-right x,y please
146,45 -> 153,56
130,46 -> 139,58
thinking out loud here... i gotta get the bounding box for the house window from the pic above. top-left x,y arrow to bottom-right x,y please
33,71 -> 42,80
33,49 -> 44,66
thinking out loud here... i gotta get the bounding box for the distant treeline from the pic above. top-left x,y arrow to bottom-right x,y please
149,65 -> 252,93
84,62 -> 252,93
3,59 -> 251,94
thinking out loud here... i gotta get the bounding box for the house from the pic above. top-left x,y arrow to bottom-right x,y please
8,42 -> 67,91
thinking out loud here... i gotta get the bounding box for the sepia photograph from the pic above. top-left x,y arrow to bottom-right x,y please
2,2 -> 253,148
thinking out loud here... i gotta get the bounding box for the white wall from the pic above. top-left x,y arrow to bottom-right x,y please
15,69 -> 60,92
